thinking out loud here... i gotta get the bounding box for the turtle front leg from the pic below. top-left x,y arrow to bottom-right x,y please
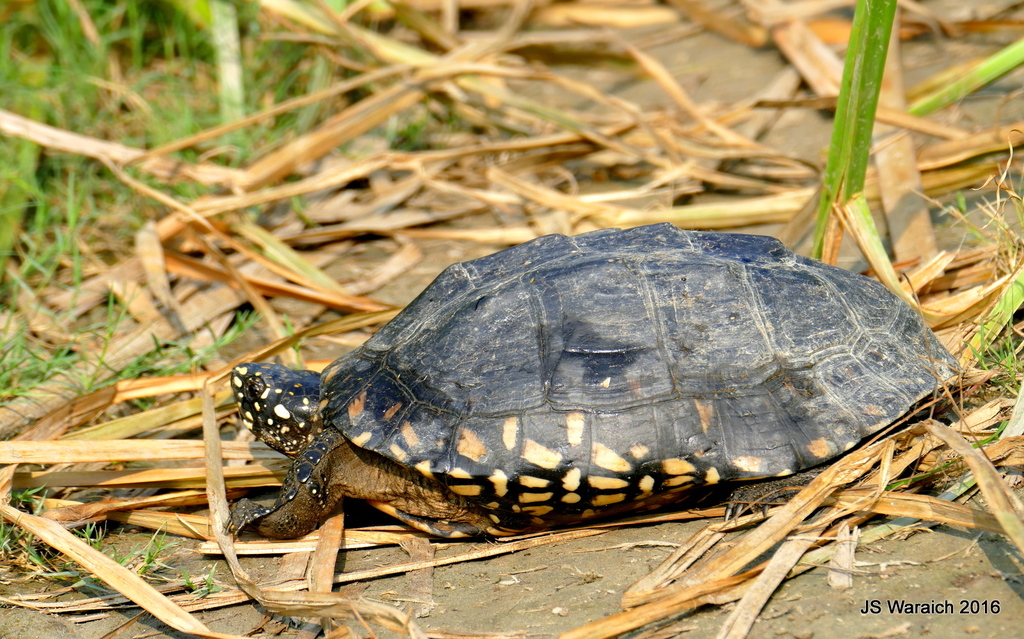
228,429 -> 345,539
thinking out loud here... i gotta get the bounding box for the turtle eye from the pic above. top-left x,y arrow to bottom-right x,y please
243,375 -> 269,401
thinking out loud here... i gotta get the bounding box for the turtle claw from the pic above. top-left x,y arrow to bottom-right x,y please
227,498 -> 272,534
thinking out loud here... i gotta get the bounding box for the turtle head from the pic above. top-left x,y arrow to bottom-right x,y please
231,363 -> 322,457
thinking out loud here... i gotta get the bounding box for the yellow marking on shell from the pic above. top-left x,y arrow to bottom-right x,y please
389,444 -> 407,461
525,507 -> 553,517
663,475 -> 693,487
450,484 -> 482,496
502,416 -> 519,450
630,444 -> 649,459
592,493 -> 627,506
511,505 -> 522,513
843,439 -> 857,451
600,377 -> 611,388
319,398 -> 329,412
566,412 -> 585,446
489,469 -> 509,497
401,422 -> 419,447
347,391 -> 367,420
807,438 -> 831,458
489,514 -> 502,524
519,475 -> 549,488
561,492 -> 581,503
522,439 -> 562,469
415,460 -> 434,479
588,476 -> 629,490
519,492 -> 553,503
592,442 -> 631,473
705,467 -> 721,484
662,458 -> 696,475
486,501 -> 500,509
694,398 -> 714,433
775,468 -> 794,477
628,379 -> 644,398
457,427 -> 487,462
384,402 -> 403,420
321,364 -> 339,386
273,404 -> 291,420
562,467 -> 581,491
302,397 -> 310,406
351,431 -> 373,446
638,475 -> 655,493
732,456 -> 763,473
448,467 -> 472,480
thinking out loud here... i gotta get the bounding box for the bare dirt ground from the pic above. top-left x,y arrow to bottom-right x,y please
3,3 -> 1024,638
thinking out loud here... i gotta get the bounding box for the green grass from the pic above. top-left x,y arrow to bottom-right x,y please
812,0 -> 897,259
0,0 -> 334,408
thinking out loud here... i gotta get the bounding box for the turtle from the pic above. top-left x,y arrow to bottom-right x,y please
228,223 -> 958,539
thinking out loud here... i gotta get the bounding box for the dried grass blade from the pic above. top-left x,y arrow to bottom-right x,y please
826,489 -> 1003,532
771,20 -> 842,96
917,120 -> 1024,171
715,522 -> 828,639
343,241 -> 423,295
488,166 -> 634,220
874,24 -> 937,262
0,319 -> 181,439
191,156 -> 393,218
233,220 -> 353,294
666,0 -> 768,47
899,251 -> 956,295
684,441 -> 884,589
0,440 -> 282,464
64,391 -> 230,441
165,252 -> 390,313
135,64 -> 412,163
835,195 -> 920,308
982,436 -> 1024,466
259,591 -> 427,639
560,572 -> 751,639
0,108 -> 245,187
15,463 -> 285,490
0,505 -> 236,638
239,83 -> 425,190
611,188 -> 816,229
334,529 -> 605,585
623,526 -> 726,608
924,422 -> 1024,556
310,512 -> 347,633
618,38 -> 753,145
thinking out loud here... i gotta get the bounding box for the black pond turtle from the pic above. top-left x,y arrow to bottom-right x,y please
228,223 -> 958,539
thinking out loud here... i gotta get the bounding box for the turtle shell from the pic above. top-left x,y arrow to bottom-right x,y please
319,223 -> 957,530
